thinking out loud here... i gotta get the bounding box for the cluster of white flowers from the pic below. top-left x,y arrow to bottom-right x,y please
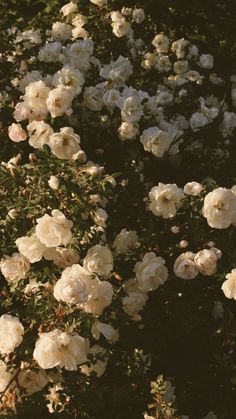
122,252 -> 168,321
174,247 -> 222,280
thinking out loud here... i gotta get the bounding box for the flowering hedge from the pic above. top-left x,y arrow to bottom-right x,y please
0,1 -> 236,418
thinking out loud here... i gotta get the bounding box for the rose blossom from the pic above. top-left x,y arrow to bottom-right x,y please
8,123 -> 27,142
16,234 -> 46,263
221,268 -> 236,300
152,33 -> 169,53
149,182 -> 184,218
53,264 -> 92,305
52,66 -> 84,97
118,121 -> 139,140
0,315 -> 24,354
93,208 -> 108,228
194,249 -> 218,276
46,86 -> 73,118
113,229 -> 139,254
84,279 -> 113,315
111,12 -> 131,38
33,330 -> 89,370
47,248 -> 80,268
35,209 -> 73,247
132,8 -> 145,24
122,289 -> 148,321
48,175 -> 59,190
202,187 -> 236,229
91,320 -> 119,344
0,253 -> 30,283
83,245 -> 113,279
140,127 -> 172,158
23,80 -> 50,117
60,1 -> 77,16
174,252 -> 199,279
49,127 -> 81,159
27,120 -> 53,149
51,22 -> 72,42
134,252 -> 168,292
199,54 -> 214,69
184,181 -> 203,196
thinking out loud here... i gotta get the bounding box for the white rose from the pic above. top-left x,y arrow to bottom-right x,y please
93,208 -> 108,228
140,127 -> 172,158
190,112 -> 209,131
52,66 -> 84,97
194,249 -> 217,276
13,102 -> 31,121
66,39 -> 94,71
18,368 -> 48,395
35,209 -> 73,247
16,234 -> 46,263
221,269 -> 236,300
0,253 -> 30,283
113,229 -> 139,253
49,127 -> 81,159
33,329 -> 89,370
134,252 -> 168,292
174,252 -> 199,279
84,279 -> 113,315
149,182 -> 184,218
173,60 -> 189,75
53,264 -> 92,305
72,14 -> 88,27
38,42 -> 62,62
199,54 -> 214,69
122,289 -> 148,321
83,85 -> 104,111
156,91 -> 173,106
60,2 -> 77,16
0,315 -> 24,354
202,187 -> 236,229
184,181 -> 203,196
171,38 -> 189,59
24,80 -> 50,116
132,8 -> 145,23
91,320 -> 119,344
103,89 -> 120,109
72,26 -> 89,39
155,55 -> 172,72
8,123 -> 27,142
111,16 -> 131,38
118,121 -> 139,140
51,22 -> 72,42
48,175 -> 60,190
48,247 -> 80,268
100,56 -> 133,85
46,86 -> 73,118
118,95 -> 143,123
27,120 -> 53,149
152,34 -> 169,53
0,361 -> 13,392
83,245 -> 113,279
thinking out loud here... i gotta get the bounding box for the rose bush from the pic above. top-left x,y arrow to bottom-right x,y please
0,0 -> 236,418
